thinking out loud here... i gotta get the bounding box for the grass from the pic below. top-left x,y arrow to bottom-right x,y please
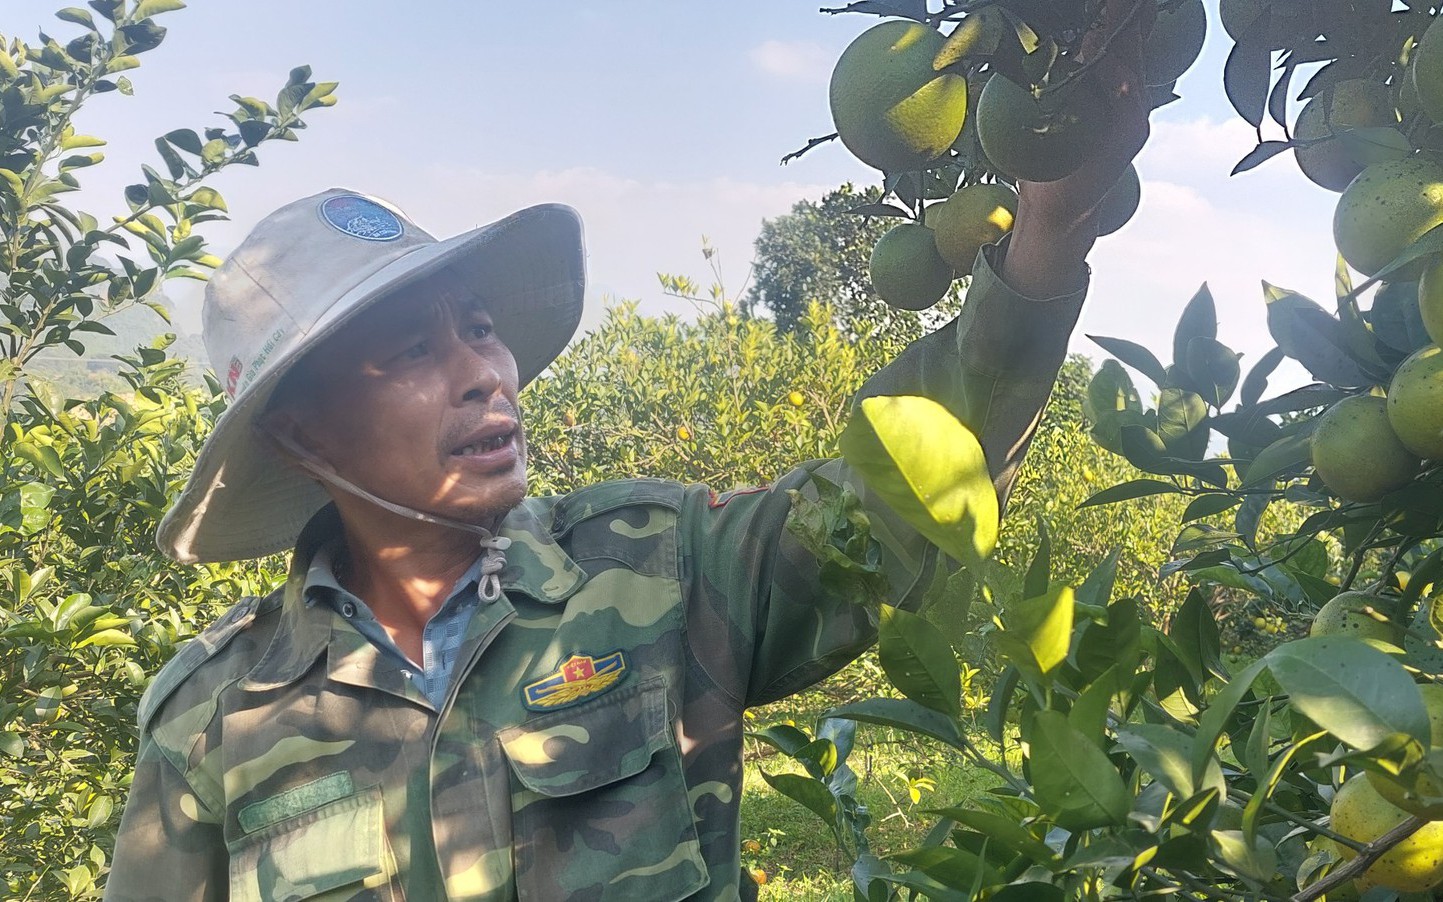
738,652 -> 1001,900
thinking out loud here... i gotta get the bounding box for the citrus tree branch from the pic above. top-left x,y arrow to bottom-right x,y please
1291,815 -> 1427,902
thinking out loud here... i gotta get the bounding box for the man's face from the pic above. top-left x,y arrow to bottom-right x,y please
273,273 -> 528,528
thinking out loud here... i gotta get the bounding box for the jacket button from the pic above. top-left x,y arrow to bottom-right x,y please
341,601 -> 356,618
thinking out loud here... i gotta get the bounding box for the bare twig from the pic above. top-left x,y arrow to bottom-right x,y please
780,132 -> 839,166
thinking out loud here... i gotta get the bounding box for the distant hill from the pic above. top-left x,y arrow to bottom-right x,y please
27,298 -> 210,399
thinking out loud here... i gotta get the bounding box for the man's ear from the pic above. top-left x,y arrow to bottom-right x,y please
256,405 -> 333,474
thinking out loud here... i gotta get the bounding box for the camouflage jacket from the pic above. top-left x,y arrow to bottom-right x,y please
103,241 -> 1087,901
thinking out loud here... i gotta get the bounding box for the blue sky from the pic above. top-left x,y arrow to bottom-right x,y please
5,1 -> 1338,389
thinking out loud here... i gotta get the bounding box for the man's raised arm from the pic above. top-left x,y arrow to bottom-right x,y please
858,0 -> 1154,508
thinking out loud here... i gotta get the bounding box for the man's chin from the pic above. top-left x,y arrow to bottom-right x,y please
452,472 -> 528,527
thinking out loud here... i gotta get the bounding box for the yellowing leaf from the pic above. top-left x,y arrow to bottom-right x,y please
839,394 -> 997,569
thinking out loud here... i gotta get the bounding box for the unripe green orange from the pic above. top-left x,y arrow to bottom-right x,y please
1143,0 -> 1207,87
869,222 -> 954,310
1309,591 -> 1404,644
974,75 -> 1103,183
1388,345 -> 1443,459
929,183 -> 1017,272
1334,158 -> 1443,279
1369,686 -> 1443,817
829,22 -> 969,172
1418,256 -> 1443,345
1413,13 -> 1443,123
1294,79 -> 1398,193
1332,773 -> 1443,892
1095,164 -> 1141,237
1310,395 -> 1418,501
1220,0 -> 1266,42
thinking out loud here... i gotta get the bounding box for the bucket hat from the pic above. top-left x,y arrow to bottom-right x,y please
156,188 -> 586,563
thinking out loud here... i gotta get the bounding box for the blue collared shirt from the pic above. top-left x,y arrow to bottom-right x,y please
303,544 -> 486,709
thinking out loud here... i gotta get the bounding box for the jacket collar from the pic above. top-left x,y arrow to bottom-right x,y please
242,500 -> 587,691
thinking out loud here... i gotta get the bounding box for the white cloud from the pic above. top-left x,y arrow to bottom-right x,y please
1080,114 -> 1339,395
749,40 -> 832,83
418,165 -> 836,332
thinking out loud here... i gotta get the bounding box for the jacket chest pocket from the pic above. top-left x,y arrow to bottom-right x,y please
227,784 -> 398,902
499,676 -> 707,902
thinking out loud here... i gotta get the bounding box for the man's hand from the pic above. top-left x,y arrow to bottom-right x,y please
1003,0 -> 1155,298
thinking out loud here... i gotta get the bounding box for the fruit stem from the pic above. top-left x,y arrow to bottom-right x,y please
1227,787 -> 1367,853
1137,866 -> 1242,902
1291,814 -> 1428,901
1036,0 -> 1151,98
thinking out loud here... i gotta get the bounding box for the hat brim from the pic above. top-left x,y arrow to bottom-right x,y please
157,203 -> 585,564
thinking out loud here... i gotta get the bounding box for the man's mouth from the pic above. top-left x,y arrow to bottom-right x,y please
452,430 -> 515,456
449,415 -> 522,461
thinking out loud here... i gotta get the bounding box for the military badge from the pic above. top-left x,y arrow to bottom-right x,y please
318,194 -> 403,242
523,651 -> 628,710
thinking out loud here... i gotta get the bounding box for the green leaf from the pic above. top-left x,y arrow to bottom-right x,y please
1265,637 -> 1430,752
1211,829 -> 1278,882
1075,598 -> 1141,685
86,794 -> 114,828
1244,698 -> 1275,784
19,482 -> 55,535
1181,493 -> 1241,523
1185,336 -> 1241,409
1084,359 -> 1141,422
877,604 -> 960,716
238,119 -> 272,146
987,884 -> 1065,902
826,698 -> 964,750
985,666 -> 1019,744
1156,388 -> 1208,457
76,629 -> 136,647
1239,346 -> 1285,407
888,845 -> 997,892
1241,424 -> 1315,486
135,0 -> 186,17
1264,283 -> 1368,386
1172,284 -> 1218,374
759,771 -> 838,833
1240,729 -> 1329,843
0,733 -> 22,757
201,138 -> 228,166
747,724 -> 811,756
14,441 -> 63,477
1170,587 -> 1225,682
56,7 -> 97,28
1192,658 -> 1268,784
1088,407 -> 1149,456
188,185 -> 227,211
792,739 -> 838,779
1074,547 -> 1120,611
1028,710 -> 1130,830
1067,663 -> 1122,742
163,128 -> 203,155
1023,517 -> 1050,600
839,395 -> 998,570
1087,334 -> 1168,386
1119,422 -> 1170,473
1115,723 -> 1225,800
926,807 -> 1059,867
1000,584 -> 1074,677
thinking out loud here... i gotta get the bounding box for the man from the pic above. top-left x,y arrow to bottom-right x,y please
104,4 -> 1151,898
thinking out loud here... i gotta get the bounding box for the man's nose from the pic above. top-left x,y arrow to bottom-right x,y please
449,340 -> 501,404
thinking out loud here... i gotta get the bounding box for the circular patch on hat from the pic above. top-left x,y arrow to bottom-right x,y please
319,195 -> 404,242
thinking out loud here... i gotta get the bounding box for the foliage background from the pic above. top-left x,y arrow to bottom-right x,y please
0,282 -> 1187,896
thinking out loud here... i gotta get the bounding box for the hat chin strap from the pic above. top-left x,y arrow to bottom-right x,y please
268,432 -> 510,603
